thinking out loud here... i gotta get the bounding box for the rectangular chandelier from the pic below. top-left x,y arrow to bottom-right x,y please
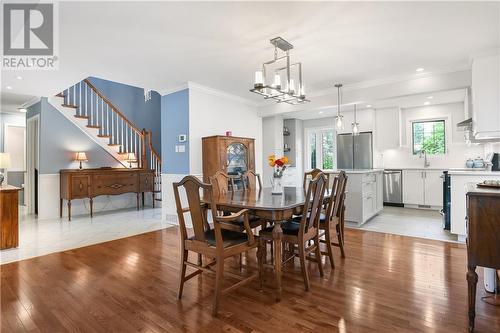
250,37 -> 310,105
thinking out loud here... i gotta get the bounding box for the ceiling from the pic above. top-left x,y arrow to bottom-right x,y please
1,1 -> 499,109
1,92 -> 36,114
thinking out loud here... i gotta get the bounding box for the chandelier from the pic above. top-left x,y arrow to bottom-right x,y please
250,37 -> 309,105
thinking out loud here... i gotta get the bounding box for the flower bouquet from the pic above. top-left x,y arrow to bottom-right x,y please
268,155 -> 289,194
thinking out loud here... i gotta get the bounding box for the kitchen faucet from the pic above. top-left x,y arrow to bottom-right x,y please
419,150 -> 430,167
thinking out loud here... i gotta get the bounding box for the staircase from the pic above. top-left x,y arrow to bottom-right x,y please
47,79 -> 162,202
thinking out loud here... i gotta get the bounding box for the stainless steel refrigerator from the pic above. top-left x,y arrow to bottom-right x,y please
336,132 -> 373,169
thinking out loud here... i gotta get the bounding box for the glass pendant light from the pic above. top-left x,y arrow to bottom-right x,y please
352,104 -> 360,136
273,72 -> 281,90
335,84 -> 344,130
254,70 -> 264,88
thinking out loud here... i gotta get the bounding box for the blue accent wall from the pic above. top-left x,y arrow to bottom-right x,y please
161,89 -> 189,174
87,77 -> 161,153
38,98 -> 121,174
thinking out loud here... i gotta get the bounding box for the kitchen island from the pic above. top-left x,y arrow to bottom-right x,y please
326,169 -> 384,225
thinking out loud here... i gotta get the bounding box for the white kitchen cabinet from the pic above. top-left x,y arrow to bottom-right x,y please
423,170 -> 443,207
403,170 -> 424,205
403,169 -> 443,208
375,107 -> 400,150
471,53 -> 500,139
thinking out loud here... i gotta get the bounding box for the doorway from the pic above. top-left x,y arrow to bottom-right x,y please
26,115 -> 39,215
4,123 -> 26,205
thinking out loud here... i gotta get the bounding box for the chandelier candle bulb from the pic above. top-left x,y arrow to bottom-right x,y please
254,70 -> 264,88
273,73 -> 281,89
288,78 -> 295,94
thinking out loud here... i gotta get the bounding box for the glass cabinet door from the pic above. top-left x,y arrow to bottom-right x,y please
226,142 -> 248,176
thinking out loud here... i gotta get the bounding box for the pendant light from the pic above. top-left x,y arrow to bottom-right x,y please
334,84 -> 344,130
352,104 -> 360,136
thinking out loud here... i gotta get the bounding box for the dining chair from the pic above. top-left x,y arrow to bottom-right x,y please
210,171 -> 262,230
303,168 -> 330,192
259,172 -> 327,291
173,175 -> 262,316
240,170 -> 262,191
318,171 -> 348,268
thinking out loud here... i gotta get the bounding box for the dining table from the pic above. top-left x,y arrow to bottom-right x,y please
202,186 -> 331,301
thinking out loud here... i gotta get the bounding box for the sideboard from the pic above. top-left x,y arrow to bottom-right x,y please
60,168 -> 155,220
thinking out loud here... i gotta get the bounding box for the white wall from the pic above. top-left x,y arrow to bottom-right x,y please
188,84 -> 262,176
262,115 -> 283,186
380,102 -> 485,168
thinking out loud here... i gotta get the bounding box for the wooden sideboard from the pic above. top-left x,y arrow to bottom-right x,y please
60,168 -> 155,220
465,183 -> 500,332
0,185 -> 21,249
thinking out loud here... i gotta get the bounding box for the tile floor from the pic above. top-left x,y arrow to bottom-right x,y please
347,206 -> 459,242
0,206 -> 172,264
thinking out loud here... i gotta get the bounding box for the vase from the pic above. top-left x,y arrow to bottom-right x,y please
271,175 -> 283,195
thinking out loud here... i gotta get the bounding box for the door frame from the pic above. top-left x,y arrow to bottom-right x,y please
26,115 -> 40,214
304,126 -> 334,171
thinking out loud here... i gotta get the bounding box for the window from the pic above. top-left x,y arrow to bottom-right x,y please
412,120 -> 445,155
306,128 -> 334,169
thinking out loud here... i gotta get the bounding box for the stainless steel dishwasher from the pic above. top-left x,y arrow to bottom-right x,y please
383,169 -> 403,206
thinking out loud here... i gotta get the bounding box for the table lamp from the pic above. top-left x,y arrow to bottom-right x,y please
0,153 -> 11,185
125,152 -> 136,168
75,152 -> 88,169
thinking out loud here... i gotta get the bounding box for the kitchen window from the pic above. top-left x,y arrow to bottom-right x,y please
412,120 -> 445,155
306,128 -> 334,170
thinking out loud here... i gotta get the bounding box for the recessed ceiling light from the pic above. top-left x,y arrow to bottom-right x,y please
424,101 -> 430,106
416,68 -> 424,72
16,75 -> 23,80
18,108 -> 27,113
427,96 -> 434,99
366,104 -> 372,108
5,86 -> 12,90
319,111 -> 324,114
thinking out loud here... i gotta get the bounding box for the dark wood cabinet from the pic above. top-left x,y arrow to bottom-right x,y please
465,184 -> 500,332
0,185 -> 21,249
60,168 -> 155,220
202,135 -> 255,185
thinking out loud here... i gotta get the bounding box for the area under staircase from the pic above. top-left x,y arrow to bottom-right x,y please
47,79 -> 162,202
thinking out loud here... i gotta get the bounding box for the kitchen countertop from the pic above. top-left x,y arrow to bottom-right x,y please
383,167 -> 487,171
466,182 -> 500,196
322,169 -> 384,174
448,170 -> 500,176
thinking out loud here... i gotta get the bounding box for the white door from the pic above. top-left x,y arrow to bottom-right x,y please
403,170 -> 424,205
424,170 -> 444,207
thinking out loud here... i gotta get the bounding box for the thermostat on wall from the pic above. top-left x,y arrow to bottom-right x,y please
178,134 -> 187,142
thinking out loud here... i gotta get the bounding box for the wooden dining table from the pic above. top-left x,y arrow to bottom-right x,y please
202,186 -> 331,301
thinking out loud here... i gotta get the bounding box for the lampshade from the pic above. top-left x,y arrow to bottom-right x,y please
125,152 -> 136,161
75,152 -> 88,161
0,153 -> 12,168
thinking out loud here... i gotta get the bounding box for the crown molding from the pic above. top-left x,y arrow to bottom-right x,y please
307,67 -> 471,99
159,83 -> 189,96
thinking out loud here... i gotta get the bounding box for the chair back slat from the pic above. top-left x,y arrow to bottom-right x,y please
323,171 -> 347,225
241,170 -> 262,190
210,171 -> 235,196
298,172 -> 327,233
173,176 -> 212,242
303,168 -> 330,192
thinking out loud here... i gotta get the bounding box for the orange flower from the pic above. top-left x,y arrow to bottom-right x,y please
282,156 -> 289,164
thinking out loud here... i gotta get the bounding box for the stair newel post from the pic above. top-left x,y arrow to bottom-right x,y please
141,129 -> 147,169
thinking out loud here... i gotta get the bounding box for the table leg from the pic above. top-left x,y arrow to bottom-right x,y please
272,222 -> 283,301
142,192 -> 145,208
60,198 -> 63,218
89,198 -> 93,218
467,265 -> 478,332
67,200 -> 71,221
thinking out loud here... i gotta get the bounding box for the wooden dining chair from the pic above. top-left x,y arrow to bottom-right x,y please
318,171 -> 348,268
259,172 -> 327,291
173,175 -> 262,316
240,170 -> 262,191
303,168 -> 330,192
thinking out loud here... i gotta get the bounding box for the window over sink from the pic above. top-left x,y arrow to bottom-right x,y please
412,120 -> 445,155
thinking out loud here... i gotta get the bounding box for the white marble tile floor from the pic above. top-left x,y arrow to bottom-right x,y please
1,206 -> 173,264
347,206 -> 459,243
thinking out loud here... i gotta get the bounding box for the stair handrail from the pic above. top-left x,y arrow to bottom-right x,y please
83,79 -> 143,137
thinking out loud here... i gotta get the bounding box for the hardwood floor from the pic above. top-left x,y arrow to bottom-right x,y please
1,227 -> 499,332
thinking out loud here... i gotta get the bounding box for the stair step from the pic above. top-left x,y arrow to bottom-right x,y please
62,104 -> 78,109
74,115 -> 89,119
56,93 -> 65,98
86,125 -> 100,129
118,152 -> 129,155
154,198 -> 162,201
108,143 -> 120,146
97,134 -> 111,138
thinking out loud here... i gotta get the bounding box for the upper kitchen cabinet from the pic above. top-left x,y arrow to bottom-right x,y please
471,53 -> 500,140
375,107 -> 400,150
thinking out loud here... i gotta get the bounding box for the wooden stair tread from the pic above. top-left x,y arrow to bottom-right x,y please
108,144 -> 120,146
62,104 -> 78,109
97,134 -> 111,138
74,115 -> 89,119
86,125 -> 100,129
56,93 -> 65,97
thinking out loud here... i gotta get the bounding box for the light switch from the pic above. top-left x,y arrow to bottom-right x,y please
178,145 -> 185,153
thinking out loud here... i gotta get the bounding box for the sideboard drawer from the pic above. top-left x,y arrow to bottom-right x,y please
139,173 -> 153,192
92,173 -> 139,196
71,175 -> 90,199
